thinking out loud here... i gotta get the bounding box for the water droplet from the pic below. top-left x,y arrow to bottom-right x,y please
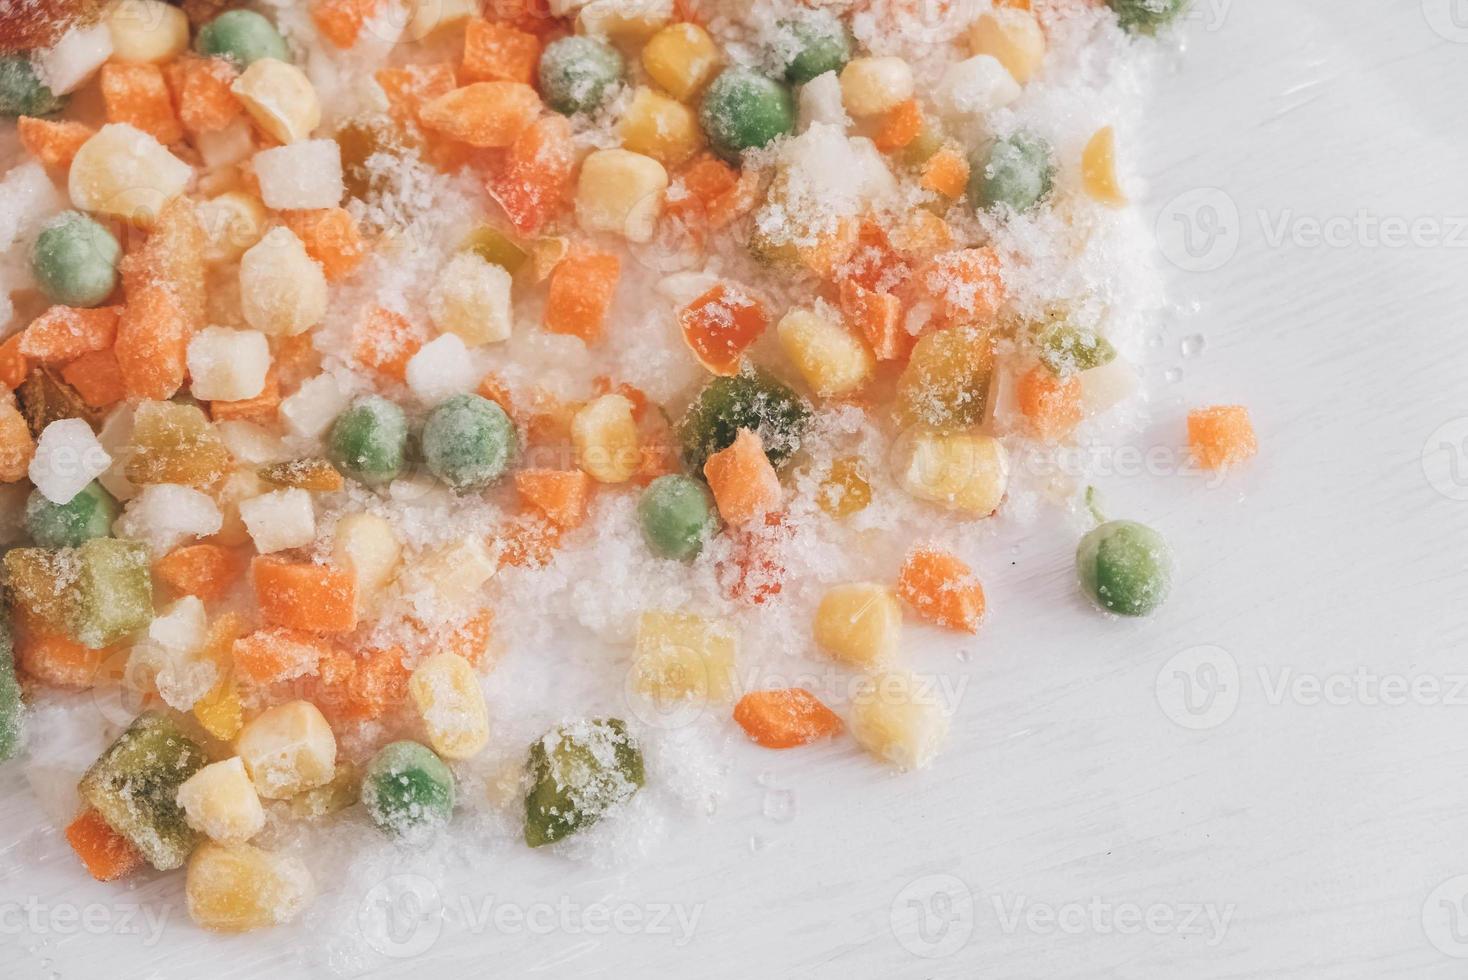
762,788 -> 796,822
749,835 -> 769,852
756,770 -> 776,788
1148,332 -> 1165,349
1164,367 -> 1183,384
703,796 -> 718,816
1180,334 -> 1205,358
956,649 -> 973,663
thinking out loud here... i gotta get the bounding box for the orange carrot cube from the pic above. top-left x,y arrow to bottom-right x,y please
17,116 -> 96,169
309,645 -> 408,722
838,279 -> 908,361
232,627 -> 328,685
0,334 -> 29,391
209,366 -> 280,422
704,428 -> 782,526
252,557 -> 358,633
14,608 -> 110,688
514,468 -> 593,529
477,373 -> 516,419
60,349 -> 126,409
100,62 -> 182,146
732,689 -> 843,748
921,146 -> 970,198
896,546 -> 986,633
496,515 -> 563,569
440,608 -> 494,666
154,543 -> 246,603
544,249 -> 621,343
167,56 -> 241,135
311,0 -> 379,48
1187,405 -> 1257,470
488,113 -> 576,235
376,63 -> 459,129
717,511 -> 790,605
280,208 -> 366,282
678,282 -> 769,377
0,396 -> 34,481
873,98 -> 923,152
66,809 -> 143,882
353,306 -> 423,382
419,82 -> 542,148
1016,365 -> 1082,442
115,285 -> 189,401
920,247 -> 1005,327
19,306 -> 119,362
462,18 -> 541,84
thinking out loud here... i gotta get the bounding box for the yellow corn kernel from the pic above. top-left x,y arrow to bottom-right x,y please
409,537 -> 496,607
632,611 -> 737,702
814,583 -> 902,668
818,456 -> 872,518
409,652 -> 489,760
197,192 -> 268,266
239,227 -> 328,336
851,672 -> 950,770
232,58 -> 321,145
619,87 -> 704,168
331,512 -> 401,612
579,0 -> 673,40
429,252 -> 513,346
895,325 -> 995,429
642,23 -> 722,103
1081,126 -> 1127,207
176,757 -> 266,844
571,393 -> 640,484
290,762 -> 360,819
194,679 -> 243,739
575,149 -> 669,244
234,700 -> 337,800
186,842 -> 314,933
893,426 -> 1009,515
839,56 -> 915,117
968,9 -> 1046,86
69,123 -> 192,228
776,306 -> 875,399
107,0 -> 191,63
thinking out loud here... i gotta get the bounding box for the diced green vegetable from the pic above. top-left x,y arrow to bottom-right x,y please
31,211 -> 121,309
361,741 -> 455,842
524,718 -> 643,847
538,36 -> 624,116
421,394 -> 516,492
327,396 -> 407,487
0,615 -> 22,761
969,131 -> 1055,215
26,481 -> 119,548
700,68 -> 796,161
1107,0 -> 1189,34
463,227 -> 527,274
678,370 -> 812,474
0,54 -> 67,118
638,475 -> 718,561
195,10 -> 289,67
74,538 -> 153,647
1039,324 -> 1118,377
774,11 -> 852,85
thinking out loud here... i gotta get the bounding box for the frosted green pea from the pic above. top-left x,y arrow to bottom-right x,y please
969,131 -> 1055,215
538,36 -> 624,116
1108,0 -> 1189,34
31,212 -> 121,309
421,394 -> 516,492
1077,519 -> 1173,617
678,370 -> 812,473
638,475 -> 718,561
195,10 -> 289,67
361,741 -> 455,842
26,481 -> 119,548
700,68 -> 796,162
327,396 -> 408,487
0,55 -> 67,118
775,11 -> 852,85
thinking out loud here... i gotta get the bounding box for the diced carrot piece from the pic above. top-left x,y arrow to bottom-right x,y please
717,511 -> 790,605
280,208 -> 366,282
311,0 -> 379,48
896,546 -> 986,633
155,543 -> 246,603
493,0 -> 560,34
376,63 -> 459,129
733,689 -> 843,748
665,154 -> 736,226
353,306 -> 423,382
488,113 -> 576,235
839,219 -> 910,292
838,279 -> 908,362
252,557 -> 358,633
419,82 -> 541,149
167,56 -> 241,135
1016,364 -> 1082,442
0,395 -> 34,481
496,516 -> 563,569
233,627 -> 328,685
919,247 -> 1005,327
462,18 -> 541,84
0,334 -> 29,391
209,366 -> 280,422
273,334 -> 320,387
442,608 -> 494,666
514,468 -> 592,529
704,428 -> 781,526
258,457 -> 344,492
873,98 -> 923,152
308,645 -> 408,722
678,283 -> 769,377
99,62 -> 182,145
17,116 -> 96,169
13,609 -> 110,688
66,809 -> 143,882
544,249 -> 621,343
120,197 -> 206,333
477,373 -> 516,418
19,306 -> 119,362
1187,405 -> 1257,470
60,349 -> 126,409
115,285 -> 189,401
921,146 -> 970,198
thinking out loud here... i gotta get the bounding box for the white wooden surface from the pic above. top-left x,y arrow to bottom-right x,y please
7,2 -> 1468,976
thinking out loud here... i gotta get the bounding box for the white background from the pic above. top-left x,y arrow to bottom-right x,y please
7,1 -> 1468,976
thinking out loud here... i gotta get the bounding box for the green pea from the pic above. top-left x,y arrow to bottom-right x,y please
362,741 -> 455,842
969,131 -> 1055,215
1107,0 -> 1188,34
1040,325 -> 1117,377
638,475 -> 718,561
31,211 -> 121,308
524,719 -> 643,848
1077,520 -> 1173,617
700,68 -> 796,162
774,11 -> 852,85
26,481 -> 118,548
327,396 -> 407,487
538,36 -> 624,116
195,10 -> 289,67
678,370 -> 812,474
421,393 -> 516,492
0,55 -> 67,118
